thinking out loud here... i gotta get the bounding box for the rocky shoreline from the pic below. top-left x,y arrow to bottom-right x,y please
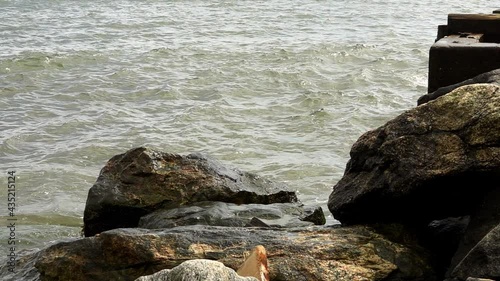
1,80 -> 499,280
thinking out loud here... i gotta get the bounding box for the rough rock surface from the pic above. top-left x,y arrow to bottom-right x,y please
83,147 -> 297,236
138,202 -> 324,229
134,260 -> 258,281
418,68 -> 500,105
446,186 -> 500,280
328,84 -> 500,225
0,225 -> 436,281
423,216 -> 470,276
449,223 -> 500,280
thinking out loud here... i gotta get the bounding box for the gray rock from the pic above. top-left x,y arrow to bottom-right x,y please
328,84 -> 500,225
138,201 -> 323,229
83,147 -> 297,236
418,68 -> 500,105
450,223 -> 500,279
447,187 -> 500,280
134,260 -> 258,281
0,225 -> 436,281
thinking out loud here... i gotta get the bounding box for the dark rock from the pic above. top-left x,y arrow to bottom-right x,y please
83,147 -> 297,236
138,201 -> 322,229
446,186 -> 500,280
418,68 -> 500,105
448,223 -> 500,280
299,206 -> 326,225
423,217 -> 470,276
246,217 -> 271,227
328,84 -> 500,226
0,225 -> 437,281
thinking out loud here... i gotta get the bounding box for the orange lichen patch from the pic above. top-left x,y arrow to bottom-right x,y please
153,245 -> 176,260
188,243 -> 217,256
237,245 -> 269,281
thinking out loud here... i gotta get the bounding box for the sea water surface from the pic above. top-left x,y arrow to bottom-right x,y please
0,0 -> 497,252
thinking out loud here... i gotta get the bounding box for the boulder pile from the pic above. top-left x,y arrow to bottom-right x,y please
1,81 -> 499,281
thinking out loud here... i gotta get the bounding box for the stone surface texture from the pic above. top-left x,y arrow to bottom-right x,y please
419,68 -> 500,105
134,260 -> 258,281
0,225 -> 435,281
329,84 -> 500,225
83,147 -> 297,236
328,84 -> 500,280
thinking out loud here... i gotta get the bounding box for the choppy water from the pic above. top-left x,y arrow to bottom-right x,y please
0,0 -> 497,252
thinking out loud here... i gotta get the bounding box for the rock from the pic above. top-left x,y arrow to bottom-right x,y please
423,217 -> 470,276
449,223 -> 500,279
246,217 -> 270,227
299,206 -> 326,225
328,84 -> 500,226
134,260 -> 258,281
446,187 -> 500,280
418,68 -> 500,105
83,147 -> 297,236
0,225 -> 437,281
138,201 -> 324,229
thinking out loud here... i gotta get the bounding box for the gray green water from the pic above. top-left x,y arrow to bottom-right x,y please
0,0 -> 497,253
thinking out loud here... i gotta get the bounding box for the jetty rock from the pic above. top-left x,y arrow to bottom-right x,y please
0,225 -> 435,281
328,84 -> 500,280
0,145 -> 435,280
83,147 -> 299,236
418,68 -> 500,105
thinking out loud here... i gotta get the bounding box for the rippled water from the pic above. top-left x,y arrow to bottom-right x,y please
0,0 -> 496,252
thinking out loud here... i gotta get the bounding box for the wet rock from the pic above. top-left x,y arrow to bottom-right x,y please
246,217 -> 270,227
446,186 -> 500,280
134,260 -> 258,281
423,217 -> 470,276
0,225 -> 436,281
299,206 -> 326,225
138,201 -> 323,229
418,68 -> 500,105
328,84 -> 500,225
83,147 -> 297,236
448,223 -> 500,280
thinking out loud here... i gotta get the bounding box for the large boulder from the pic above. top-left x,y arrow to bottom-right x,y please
0,225 -> 436,281
83,147 -> 298,236
328,84 -> 500,225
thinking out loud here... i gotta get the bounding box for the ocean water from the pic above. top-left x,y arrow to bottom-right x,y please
0,0 -> 497,252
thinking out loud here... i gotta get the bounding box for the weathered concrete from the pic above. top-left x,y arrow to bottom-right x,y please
427,13 -> 500,93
